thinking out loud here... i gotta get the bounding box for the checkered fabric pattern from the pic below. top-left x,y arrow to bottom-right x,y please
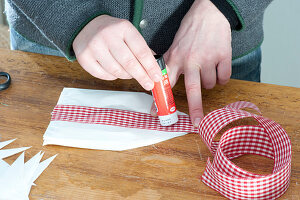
52,105 -> 198,133
51,101 -> 291,199
200,102 -> 291,200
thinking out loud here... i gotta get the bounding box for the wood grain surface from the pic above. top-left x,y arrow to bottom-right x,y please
0,48 -> 299,199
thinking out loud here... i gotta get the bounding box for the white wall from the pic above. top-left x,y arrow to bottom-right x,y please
261,0 -> 300,88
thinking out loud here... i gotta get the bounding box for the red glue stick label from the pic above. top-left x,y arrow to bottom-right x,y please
152,68 -> 177,116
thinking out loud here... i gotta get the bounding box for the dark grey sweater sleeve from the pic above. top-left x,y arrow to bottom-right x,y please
8,0 -> 109,60
209,0 -> 240,30
210,0 -> 273,31
223,0 -> 273,31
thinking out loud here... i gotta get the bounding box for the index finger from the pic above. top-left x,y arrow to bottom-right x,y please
124,27 -> 162,82
184,64 -> 204,127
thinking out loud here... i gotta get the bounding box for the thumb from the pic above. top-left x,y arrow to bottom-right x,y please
149,49 -> 158,117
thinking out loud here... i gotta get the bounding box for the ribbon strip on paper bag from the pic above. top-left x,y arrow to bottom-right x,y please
51,101 -> 291,200
52,105 -> 198,133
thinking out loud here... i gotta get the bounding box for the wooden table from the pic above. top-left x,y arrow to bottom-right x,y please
0,48 -> 299,199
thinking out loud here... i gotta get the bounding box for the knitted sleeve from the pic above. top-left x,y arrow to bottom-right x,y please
210,0 -> 273,31
8,0 -> 109,60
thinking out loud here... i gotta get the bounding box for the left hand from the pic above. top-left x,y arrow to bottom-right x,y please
151,0 -> 232,127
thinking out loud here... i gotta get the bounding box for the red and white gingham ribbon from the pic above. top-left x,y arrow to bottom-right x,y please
51,105 -> 198,133
51,101 -> 291,199
200,101 -> 291,200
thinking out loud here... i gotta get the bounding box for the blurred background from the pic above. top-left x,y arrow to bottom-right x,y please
0,0 -> 299,87
261,0 -> 300,87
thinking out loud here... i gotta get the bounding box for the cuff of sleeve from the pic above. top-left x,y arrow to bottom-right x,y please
65,12 -> 110,61
210,0 -> 244,31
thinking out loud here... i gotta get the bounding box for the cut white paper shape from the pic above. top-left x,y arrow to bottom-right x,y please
43,88 -> 189,151
0,139 -> 56,200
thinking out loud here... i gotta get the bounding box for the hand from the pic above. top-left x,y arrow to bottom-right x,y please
152,0 -> 232,126
73,15 -> 162,90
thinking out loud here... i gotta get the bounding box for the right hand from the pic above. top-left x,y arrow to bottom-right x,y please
73,15 -> 162,90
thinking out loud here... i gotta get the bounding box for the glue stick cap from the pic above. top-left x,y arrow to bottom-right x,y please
159,112 -> 178,126
154,55 -> 166,70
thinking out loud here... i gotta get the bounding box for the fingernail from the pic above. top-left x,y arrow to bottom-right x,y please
193,118 -> 201,128
153,74 -> 162,82
144,82 -> 154,91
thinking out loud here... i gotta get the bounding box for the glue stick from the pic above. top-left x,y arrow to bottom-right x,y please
152,55 -> 178,126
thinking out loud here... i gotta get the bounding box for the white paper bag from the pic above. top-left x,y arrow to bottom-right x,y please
43,88 -> 189,151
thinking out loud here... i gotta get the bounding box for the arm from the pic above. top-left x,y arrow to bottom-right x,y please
8,0 -> 162,90
161,0 -> 273,126
210,0 -> 273,31
7,0 -> 108,60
